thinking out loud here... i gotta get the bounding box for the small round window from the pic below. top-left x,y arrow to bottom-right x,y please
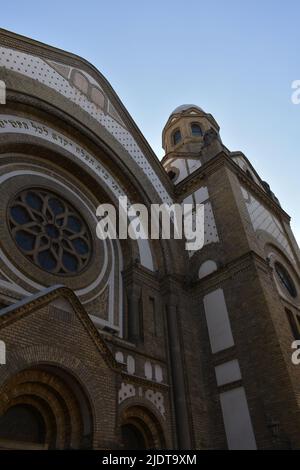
8,189 -> 92,275
275,262 -> 297,298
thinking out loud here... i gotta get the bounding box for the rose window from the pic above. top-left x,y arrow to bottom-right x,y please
8,189 -> 92,275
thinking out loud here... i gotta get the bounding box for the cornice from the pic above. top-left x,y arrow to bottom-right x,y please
120,372 -> 169,391
160,274 -> 188,296
161,150 -> 200,165
191,250 -> 271,294
122,263 -> 160,291
175,152 -> 291,222
162,109 -> 219,140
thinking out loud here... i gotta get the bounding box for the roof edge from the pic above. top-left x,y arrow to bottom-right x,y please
0,284 -> 120,371
0,28 -> 173,189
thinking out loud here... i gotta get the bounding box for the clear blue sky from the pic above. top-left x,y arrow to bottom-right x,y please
1,0 -> 299,243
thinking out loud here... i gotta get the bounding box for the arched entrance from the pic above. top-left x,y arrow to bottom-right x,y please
121,423 -> 147,450
0,366 -> 94,450
121,406 -> 166,450
0,404 -> 46,447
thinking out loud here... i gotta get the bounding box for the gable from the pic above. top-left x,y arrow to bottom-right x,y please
0,286 -> 120,371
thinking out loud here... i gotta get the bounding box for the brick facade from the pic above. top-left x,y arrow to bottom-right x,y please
0,29 -> 299,450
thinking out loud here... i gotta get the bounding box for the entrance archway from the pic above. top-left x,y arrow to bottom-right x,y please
0,404 -> 46,447
121,406 -> 166,450
121,423 -> 147,450
0,366 -> 94,450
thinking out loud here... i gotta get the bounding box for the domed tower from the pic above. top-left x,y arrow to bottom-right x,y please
160,102 -> 300,451
162,104 -> 222,184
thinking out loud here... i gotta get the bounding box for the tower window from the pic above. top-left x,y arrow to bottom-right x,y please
275,263 -> 297,298
191,123 -> 203,137
172,129 -> 182,146
167,167 -> 179,182
168,171 -> 176,181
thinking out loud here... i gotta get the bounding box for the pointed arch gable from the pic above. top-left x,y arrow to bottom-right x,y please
0,285 -> 121,370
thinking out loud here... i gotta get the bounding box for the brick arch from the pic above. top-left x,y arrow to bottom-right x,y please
3,395 -> 56,446
0,370 -> 84,448
0,345 -> 102,448
0,363 -> 94,449
119,403 -> 167,450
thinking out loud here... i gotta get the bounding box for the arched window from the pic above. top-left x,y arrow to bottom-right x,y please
172,129 -> 182,146
275,262 -> 297,298
285,309 -> 300,340
121,424 -> 146,450
168,170 -> 176,181
0,405 -> 46,445
191,123 -> 203,137
167,167 -> 179,182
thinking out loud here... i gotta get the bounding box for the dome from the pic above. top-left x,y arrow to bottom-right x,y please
170,104 -> 204,116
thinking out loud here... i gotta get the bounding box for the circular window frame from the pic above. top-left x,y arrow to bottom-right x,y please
8,187 -> 93,277
0,170 -> 107,293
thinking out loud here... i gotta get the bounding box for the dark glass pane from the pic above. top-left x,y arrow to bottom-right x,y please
45,224 -> 59,239
15,231 -> 35,251
275,263 -> 297,298
26,192 -> 43,211
72,238 -> 88,255
121,424 -> 146,450
49,198 -> 64,216
67,216 -> 82,233
0,405 -> 46,445
173,130 -> 181,145
38,250 -> 57,271
168,170 -> 177,181
62,252 -> 78,272
191,124 -> 202,136
10,206 -> 31,225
